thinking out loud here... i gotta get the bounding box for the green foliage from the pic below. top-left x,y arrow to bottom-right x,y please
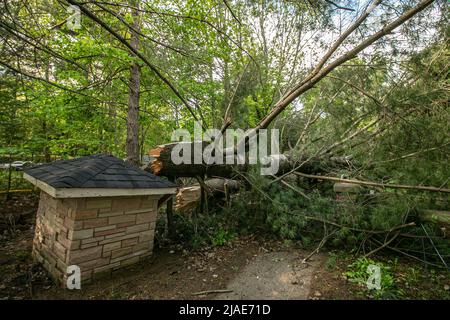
14,250 -> 30,262
154,210 -> 237,250
210,228 -> 235,247
0,0 -> 448,274
225,169 -> 411,244
0,170 -> 32,191
325,252 -> 339,270
344,257 -> 399,299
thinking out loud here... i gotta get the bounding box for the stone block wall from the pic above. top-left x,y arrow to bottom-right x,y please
33,191 -> 160,285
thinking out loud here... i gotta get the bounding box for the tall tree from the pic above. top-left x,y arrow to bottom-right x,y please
126,1 -> 141,166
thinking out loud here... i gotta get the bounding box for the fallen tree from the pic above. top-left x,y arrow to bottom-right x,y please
146,142 -> 352,178
148,142 -> 247,178
293,172 -> 450,194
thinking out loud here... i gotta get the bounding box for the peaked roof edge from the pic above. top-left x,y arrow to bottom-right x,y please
23,154 -> 176,189
23,173 -> 177,199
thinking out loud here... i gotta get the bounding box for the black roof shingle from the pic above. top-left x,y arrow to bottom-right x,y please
24,154 -> 176,189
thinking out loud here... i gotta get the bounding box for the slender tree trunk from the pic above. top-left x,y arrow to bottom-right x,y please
126,2 -> 141,167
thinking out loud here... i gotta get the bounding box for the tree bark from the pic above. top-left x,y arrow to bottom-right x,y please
294,172 -> 450,194
146,142 -> 350,178
147,142 -> 247,178
126,2 -> 141,167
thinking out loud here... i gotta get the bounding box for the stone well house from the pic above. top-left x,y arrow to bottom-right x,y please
24,154 -> 176,285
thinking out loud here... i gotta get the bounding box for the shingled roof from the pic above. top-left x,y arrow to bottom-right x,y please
23,154 -> 176,197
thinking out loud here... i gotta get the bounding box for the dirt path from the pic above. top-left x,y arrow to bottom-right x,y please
216,251 -> 324,300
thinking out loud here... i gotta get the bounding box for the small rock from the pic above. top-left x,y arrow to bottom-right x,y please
169,250 -> 175,254
314,291 -> 322,297
444,285 -> 449,291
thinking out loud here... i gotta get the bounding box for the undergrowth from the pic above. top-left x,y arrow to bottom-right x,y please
156,168 -> 450,269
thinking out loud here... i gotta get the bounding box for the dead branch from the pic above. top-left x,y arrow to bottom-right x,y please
294,172 -> 450,193
277,178 -> 311,200
302,227 -> 338,263
370,237 -> 442,268
324,0 -> 355,11
365,231 -> 401,258
192,289 -> 233,296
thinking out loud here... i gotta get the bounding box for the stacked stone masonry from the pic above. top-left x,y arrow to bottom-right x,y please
33,191 -> 159,285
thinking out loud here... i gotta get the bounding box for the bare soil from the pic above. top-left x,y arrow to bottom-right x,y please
215,251 -> 324,299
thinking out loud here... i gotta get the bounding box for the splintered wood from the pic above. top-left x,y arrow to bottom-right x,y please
149,146 -> 164,175
175,178 -> 242,212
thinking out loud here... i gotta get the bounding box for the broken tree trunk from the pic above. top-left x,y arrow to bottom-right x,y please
147,142 -> 348,178
176,178 -> 242,212
148,142 -> 248,178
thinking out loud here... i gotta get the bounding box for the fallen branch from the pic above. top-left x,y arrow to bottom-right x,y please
364,231 -> 401,258
370,238 -> 442,268
421,224 -> 450,272
301,215 -> 416,235
192,289 -> 233,296
294,172 -> 450,193
302,227 -> 338,263
278,178 -> 311,200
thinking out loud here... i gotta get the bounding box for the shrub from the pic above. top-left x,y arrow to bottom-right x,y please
344,257 -> 400,299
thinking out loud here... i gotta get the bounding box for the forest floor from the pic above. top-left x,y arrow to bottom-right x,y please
1,194 -> 449,300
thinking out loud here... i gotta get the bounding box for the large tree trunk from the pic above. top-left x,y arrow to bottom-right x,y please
126,2 -> 141,167
148,142 -> 248,178
146,142 -> 350,178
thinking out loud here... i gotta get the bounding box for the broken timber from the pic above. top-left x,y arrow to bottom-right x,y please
176,178 -> 242,212
146,142 -> 349,178
148,141 -> 247,178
